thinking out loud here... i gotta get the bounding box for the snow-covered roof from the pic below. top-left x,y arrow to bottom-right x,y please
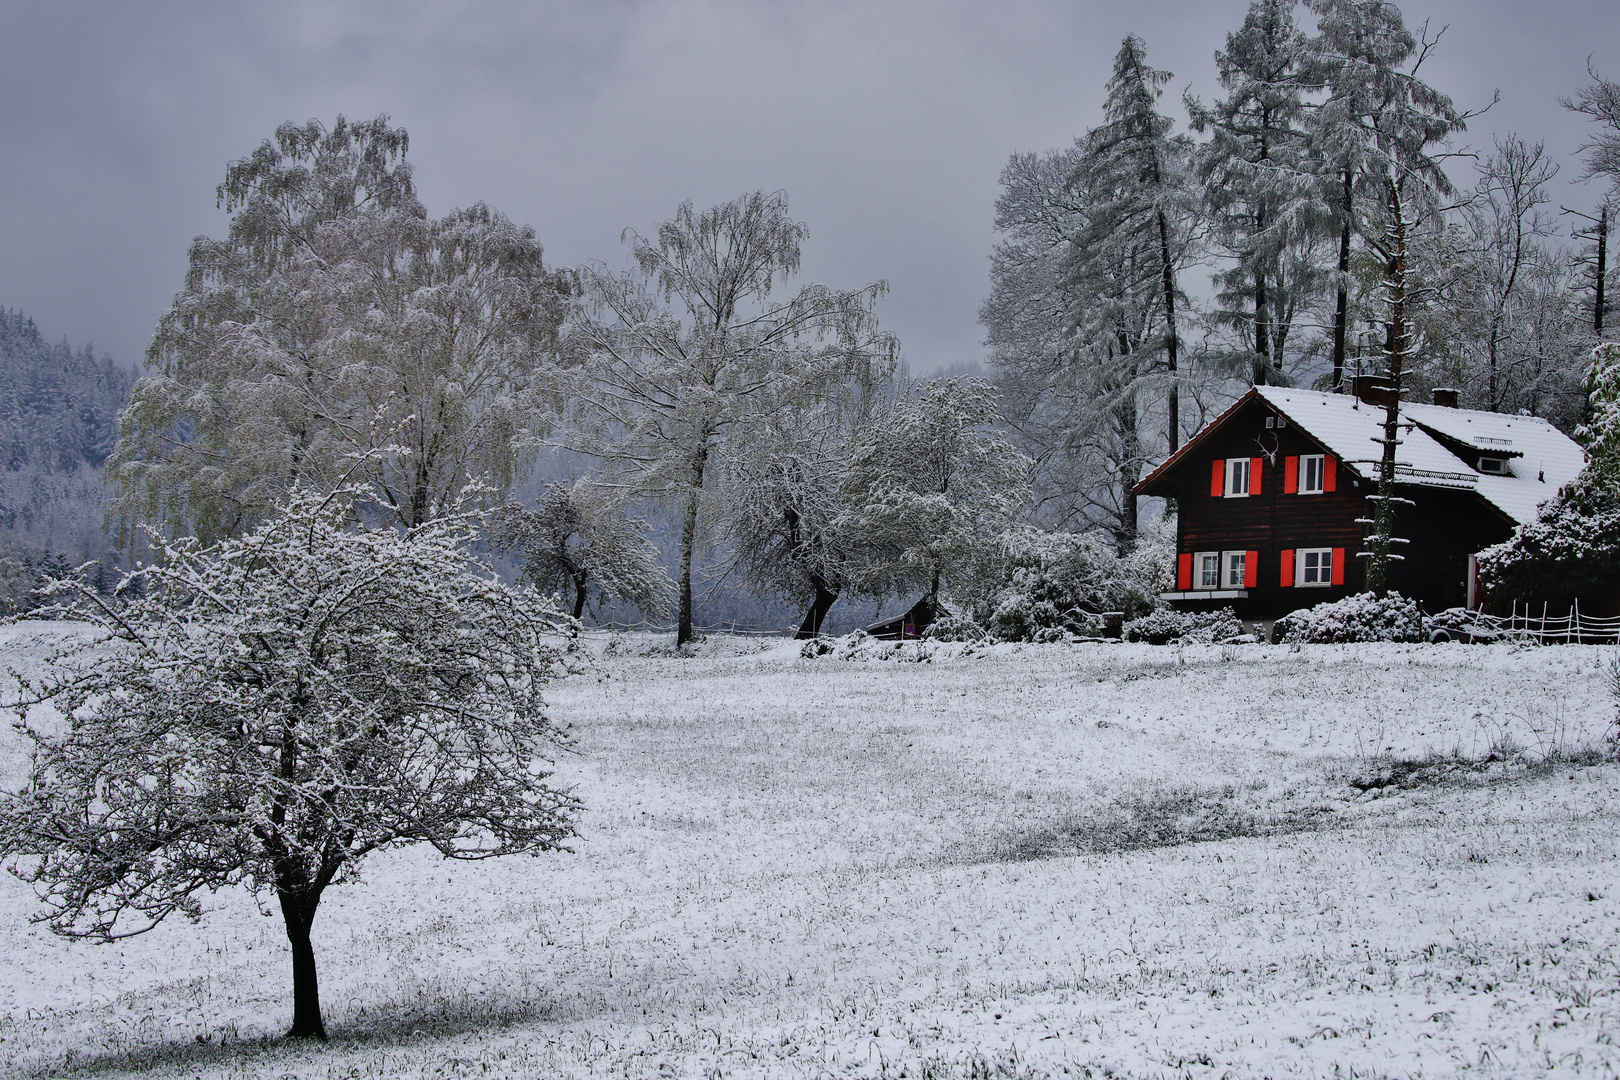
1254,386 -> 1584,526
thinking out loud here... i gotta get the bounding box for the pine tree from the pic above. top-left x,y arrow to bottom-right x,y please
1306,0 -> 1467,595
1189,0 -> 1326,387
1062,36 -> 1198,551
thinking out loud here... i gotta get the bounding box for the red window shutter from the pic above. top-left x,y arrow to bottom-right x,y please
1284,456 -> 1298,493
1324,456 -> 1337,492
1244,551 -> 1258,588
1331,547 -> 1346,585
1280,549 -> 1295,587
1211,460 -> 1225,497
1177,553 -> 1193,590
1250,457 -> 1263,495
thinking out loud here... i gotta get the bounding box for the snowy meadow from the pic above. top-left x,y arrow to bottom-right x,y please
2,624 -> 1618,1079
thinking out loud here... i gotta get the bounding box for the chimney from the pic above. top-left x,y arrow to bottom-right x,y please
1350,374 -> 1395,407
1431,387 -> 1459,408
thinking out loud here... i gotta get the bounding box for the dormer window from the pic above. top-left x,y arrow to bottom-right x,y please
1478,457 -> 1509,475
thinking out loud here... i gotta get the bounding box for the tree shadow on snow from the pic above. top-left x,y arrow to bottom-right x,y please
29,987 -> 566,1079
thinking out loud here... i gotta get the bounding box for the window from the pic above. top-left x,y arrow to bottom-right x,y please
1195,551 -> 1221,589
1298,548 -> 1333,587
1299,454 -> 1326,494
1225,457 -> 1250,497
1223,551 -> 1247,589
1478,457 -> 1508,475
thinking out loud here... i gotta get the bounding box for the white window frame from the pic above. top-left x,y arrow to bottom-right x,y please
1296,547 -> 1334,587
1478,456 -> 1509,475
1222,550 -> 1248,589
1225,457 -> 1251,498
1299,453 -> 1326,495
1194,551 -> 1221,590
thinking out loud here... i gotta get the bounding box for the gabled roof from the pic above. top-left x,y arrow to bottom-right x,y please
1135,385 -> 1585,526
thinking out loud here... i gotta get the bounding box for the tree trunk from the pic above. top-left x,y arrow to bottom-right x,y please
1254,269 -> 1270,385
1157,209 -> 1180,454
676,447 -> 708,646
571,571 -> 588,620
1597,204 -> 1609,337
1331,169 -> 1353,392
795,578 -> 839,639
279,888 -> 327,1040
1368,180 -> 1409,599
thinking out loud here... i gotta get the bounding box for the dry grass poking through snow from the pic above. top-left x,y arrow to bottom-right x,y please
2,625 -> 1619,1078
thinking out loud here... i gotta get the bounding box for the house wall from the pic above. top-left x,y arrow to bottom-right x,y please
1162,398 -> 1514,619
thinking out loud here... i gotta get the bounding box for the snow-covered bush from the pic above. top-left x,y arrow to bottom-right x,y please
1122,607 -> 1244,645
1475,343 -> 1620,613
1476,485 -> 1620,613
1275,592 -> 1424,643
922,615 -> 989,643
965,526 -> 1171,642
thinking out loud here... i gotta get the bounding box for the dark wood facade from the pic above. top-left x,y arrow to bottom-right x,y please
1138,393 -> 1516,619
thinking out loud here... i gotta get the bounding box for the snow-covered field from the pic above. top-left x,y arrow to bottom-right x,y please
2,623 -> 1619,1079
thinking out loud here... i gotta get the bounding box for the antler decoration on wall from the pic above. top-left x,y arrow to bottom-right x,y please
1253,430 -> 1280,466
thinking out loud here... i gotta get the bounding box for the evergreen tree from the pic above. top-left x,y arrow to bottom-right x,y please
1188,0 -> 1327,387
1067,35 -> 1198,460
1306,0 -> 1466,595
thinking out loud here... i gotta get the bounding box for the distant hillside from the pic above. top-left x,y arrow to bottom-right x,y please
0,308 -> 134,610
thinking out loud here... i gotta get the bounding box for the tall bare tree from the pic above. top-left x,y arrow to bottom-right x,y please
564,192 -> 896,645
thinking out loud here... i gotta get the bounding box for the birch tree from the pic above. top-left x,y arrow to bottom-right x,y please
110,116 -> 566,544
564,191 -> 896,645
0,487 -> 579,1040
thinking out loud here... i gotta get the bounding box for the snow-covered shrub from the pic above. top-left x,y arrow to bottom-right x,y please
1476,485 -> 1620,613
1275,592 -> 1424,643
1122,607 -> 1244,645
922,615 -> 988,643
1475,343 -> 1620,613
964,526 -> 1171,642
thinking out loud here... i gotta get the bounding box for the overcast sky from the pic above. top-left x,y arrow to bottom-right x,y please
1,0 -> 1616,373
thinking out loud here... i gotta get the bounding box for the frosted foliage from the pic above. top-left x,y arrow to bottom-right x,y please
563,191 -> 897,644
498,481 -> 671,620
1123,607 -> 1244,644
839,378 -> 1030,602
0,487 -> 579,945
1578,343 -> 1620,488
1275,591 -> 1424,643
111,116 -> 566,545
974,527 -> 1171,642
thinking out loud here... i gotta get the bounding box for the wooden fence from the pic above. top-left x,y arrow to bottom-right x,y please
1469,601 -> 1620,644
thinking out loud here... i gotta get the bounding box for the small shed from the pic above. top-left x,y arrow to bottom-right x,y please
865,596 -> 939,640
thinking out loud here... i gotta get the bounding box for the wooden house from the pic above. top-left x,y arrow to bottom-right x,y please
1134,381 -> 1586,620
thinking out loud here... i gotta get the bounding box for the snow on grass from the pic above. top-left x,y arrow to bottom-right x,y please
1,624 -> 1618,1078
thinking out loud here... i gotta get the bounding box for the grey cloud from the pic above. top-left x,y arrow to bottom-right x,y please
0,0 -> 1614,371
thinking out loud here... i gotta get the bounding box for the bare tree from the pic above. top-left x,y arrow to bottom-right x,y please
718,390 -> 882,638
0,487 -> 579,1039
563,192 -> 896,644
497,479 -> 671,621
839,378 -> 1030,609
